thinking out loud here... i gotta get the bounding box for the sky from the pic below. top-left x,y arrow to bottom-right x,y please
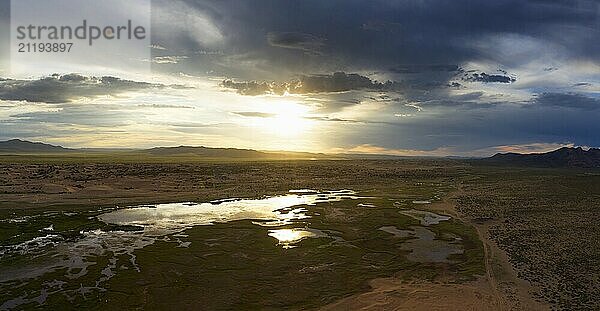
0,0 -> 599,156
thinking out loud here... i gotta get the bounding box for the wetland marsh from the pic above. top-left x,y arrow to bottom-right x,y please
0,159 -> 598,310
1,186 -> 483,310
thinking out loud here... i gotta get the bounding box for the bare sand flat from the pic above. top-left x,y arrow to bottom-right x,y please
322,277 -> 502,311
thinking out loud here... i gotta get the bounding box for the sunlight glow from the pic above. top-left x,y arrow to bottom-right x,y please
253,100 -> 313,137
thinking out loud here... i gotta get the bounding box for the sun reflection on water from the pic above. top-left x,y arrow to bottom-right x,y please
267,228 -> 326,249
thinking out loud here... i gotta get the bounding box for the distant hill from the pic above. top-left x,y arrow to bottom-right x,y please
147,146 -> 336,159
146,146 -> 270,158
0,139 -> 71,153
482,147 -> 600,168
0,140 -> 331,159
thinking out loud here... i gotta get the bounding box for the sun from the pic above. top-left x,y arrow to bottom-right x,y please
260,101 -> 312,137
265,113 -> 310,136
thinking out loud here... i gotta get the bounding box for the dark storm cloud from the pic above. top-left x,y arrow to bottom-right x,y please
221,80 -> 273,96
221,68 -> 518,114
462,72 -> 517,84
0,74 -> 166,103
390,65 -> 460,74
221,72 -> 402,95
533,93 -> 600,110
299,72 -> 394,93
573,82 -> 592,87
335,102 -> 600,153
267,32 -> 325,54
161,0 -> 600,79
361,21 -> 402,33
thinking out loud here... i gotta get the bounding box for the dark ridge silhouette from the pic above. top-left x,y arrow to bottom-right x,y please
146,146 -> 268,158
482,147 -> 600,168
0,139 -> 71,153
146,146 -> 331,159
0,140 -> 328,159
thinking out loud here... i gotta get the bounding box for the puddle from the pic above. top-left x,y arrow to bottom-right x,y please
379,225 -> 463,263
378,226 -> 413,238
288,189 -> 319,194
379,211 -> 461,263
412,200 -> 431,204
268,228 -> 327,249
0,230 -> 154,283
399,209 -> 451,226
401,227 -> 463,263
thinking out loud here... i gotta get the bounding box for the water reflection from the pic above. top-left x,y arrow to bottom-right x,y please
378,226 -> 413,238
268,228 -> 327,249
412,200 -> 431,204
379,210 -> 463,263
100,189 -> 360,236
398,209 -> 451,226
0,190 -> 359,309
379,225 -> 463,262
400,226 -> 463,263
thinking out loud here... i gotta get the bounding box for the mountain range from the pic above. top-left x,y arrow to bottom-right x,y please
0,139 -> 328,160
0,139 -> 71,153
1,139 -> 599,167
482,147 -> 600,168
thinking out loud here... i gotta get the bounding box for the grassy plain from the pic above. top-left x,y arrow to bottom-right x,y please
0,155 -> 597,310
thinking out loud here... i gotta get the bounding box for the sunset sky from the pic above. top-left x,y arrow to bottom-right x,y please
0,0 -> 599,156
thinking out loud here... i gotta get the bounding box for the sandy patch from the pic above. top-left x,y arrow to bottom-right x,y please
322,277 -> 504,311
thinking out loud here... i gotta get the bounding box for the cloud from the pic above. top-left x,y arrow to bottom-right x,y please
152,0 -> 600,80
461,71 -> 516,83
153,56 -> 189,64
69,0 -> 597,89
222,72 -> 401,95
137,104 -> 194,109
267,32 -> 325,54
7,103 -> 134,127
573,82 -> 592,87
232,111 -> 277,118
150,43 -> 168,50
390,64 -> 460,74
361,21 -> 402,33
533,92 -> 600,110
300,72 -> 392,93
0,74 -> 163,103
3,0 -> 600,155
232,111 -> 361,123
221,80 -> 275,96
304,116 -> 359,123
152,0 -> 224,49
